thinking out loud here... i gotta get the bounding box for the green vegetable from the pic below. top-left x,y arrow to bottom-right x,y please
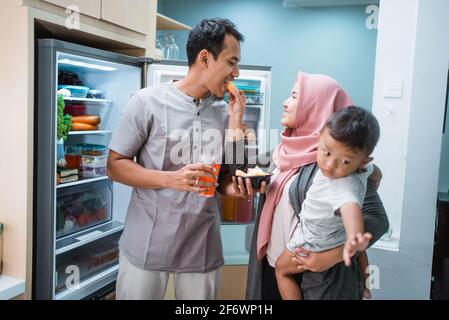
57,94 -> 72,141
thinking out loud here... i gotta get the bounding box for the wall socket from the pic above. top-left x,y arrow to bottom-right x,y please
384,80 -> 403,98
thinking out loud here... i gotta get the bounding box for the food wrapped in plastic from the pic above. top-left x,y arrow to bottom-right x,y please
79,154 -> 107,178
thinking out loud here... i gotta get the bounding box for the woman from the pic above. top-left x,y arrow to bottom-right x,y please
233,71 -> 389,300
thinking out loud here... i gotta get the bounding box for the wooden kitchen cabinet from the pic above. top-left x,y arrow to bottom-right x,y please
101,0 -> 153,35
163,265 -> 248,300
40,0 -> 101,19
218,265 -> 248,300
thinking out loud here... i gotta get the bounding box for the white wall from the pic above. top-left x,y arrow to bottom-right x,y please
368,0 -> 449,299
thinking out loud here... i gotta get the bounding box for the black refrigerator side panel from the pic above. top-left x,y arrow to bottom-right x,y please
33,43 -> 57,300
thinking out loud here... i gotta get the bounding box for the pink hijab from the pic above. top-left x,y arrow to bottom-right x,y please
256,71 -> 354,261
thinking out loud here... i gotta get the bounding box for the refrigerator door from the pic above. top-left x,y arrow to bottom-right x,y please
35,39 -> 142,299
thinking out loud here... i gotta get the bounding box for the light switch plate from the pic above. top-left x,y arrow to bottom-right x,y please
383,80 -> 403,98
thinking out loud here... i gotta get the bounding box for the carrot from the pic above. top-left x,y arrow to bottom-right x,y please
71,114 -> 101,125
71,122 -> 98,131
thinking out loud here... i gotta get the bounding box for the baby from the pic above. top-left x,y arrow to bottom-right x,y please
275,106 -> 381,300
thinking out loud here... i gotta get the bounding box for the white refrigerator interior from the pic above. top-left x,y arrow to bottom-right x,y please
54,52 -> 139,299
35,39 -> 141,300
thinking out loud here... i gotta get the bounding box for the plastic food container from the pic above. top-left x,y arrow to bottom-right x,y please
64,104 -> 86,116
77,143 -> 108,156
58,85 -> 90,98
87,90 -> 105,99
55,232 -> 119,294
79,154 -> 108,178
79,166 -> 107,178
64,145 -> 82,170
245,92 -> 264,105
56,180 -> 112,238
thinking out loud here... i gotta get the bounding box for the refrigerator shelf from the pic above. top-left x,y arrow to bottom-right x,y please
56,221 -> 124,255
68,130 -> 112,136
54,264 -> 119,300
56,176 -> 109,189
63,97 -> 112,105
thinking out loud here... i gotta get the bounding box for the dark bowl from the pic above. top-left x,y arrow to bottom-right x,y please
236,174 -> 272,189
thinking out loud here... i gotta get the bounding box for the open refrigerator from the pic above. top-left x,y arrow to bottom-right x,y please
34,39 -> 271,299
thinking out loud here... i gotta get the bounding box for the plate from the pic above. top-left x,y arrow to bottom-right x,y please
235,174 -> 272,189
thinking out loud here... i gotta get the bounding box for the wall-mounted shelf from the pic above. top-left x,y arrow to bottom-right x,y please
156,13 -> 191,30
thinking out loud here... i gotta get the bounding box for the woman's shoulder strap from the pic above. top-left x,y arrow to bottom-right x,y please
289,163 -> 319,220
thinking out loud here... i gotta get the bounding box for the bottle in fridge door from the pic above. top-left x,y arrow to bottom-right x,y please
35,39 -> 144,300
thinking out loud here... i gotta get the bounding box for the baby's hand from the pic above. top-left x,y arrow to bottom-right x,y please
343,233 -> 372,267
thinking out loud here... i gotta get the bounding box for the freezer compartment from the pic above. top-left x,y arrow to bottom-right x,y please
55,230 -> 121,295
56,180 -> 112,238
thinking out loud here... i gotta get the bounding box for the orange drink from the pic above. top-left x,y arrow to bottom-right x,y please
199,163 -> 221,197
221,196 -> 236,222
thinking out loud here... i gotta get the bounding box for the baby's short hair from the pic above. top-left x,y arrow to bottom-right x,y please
324,106 -> 380,154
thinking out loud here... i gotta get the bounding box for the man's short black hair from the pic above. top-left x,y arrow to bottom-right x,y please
324,106 -> 380,154
186,18 -> 244,66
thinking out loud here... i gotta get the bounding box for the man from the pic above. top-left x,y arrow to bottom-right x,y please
107,18 -> 247,300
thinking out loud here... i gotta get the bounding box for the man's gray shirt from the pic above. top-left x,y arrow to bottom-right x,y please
109,82 -> 227,272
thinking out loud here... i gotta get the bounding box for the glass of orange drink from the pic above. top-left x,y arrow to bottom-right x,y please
198,156 -> 221,197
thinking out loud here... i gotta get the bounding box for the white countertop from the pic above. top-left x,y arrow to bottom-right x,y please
0,275 -> 25,300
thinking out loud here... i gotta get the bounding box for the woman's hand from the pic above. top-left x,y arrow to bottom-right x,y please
291,246 -> 343,273
368,164 -> 383,190
231,176 -> 268,198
